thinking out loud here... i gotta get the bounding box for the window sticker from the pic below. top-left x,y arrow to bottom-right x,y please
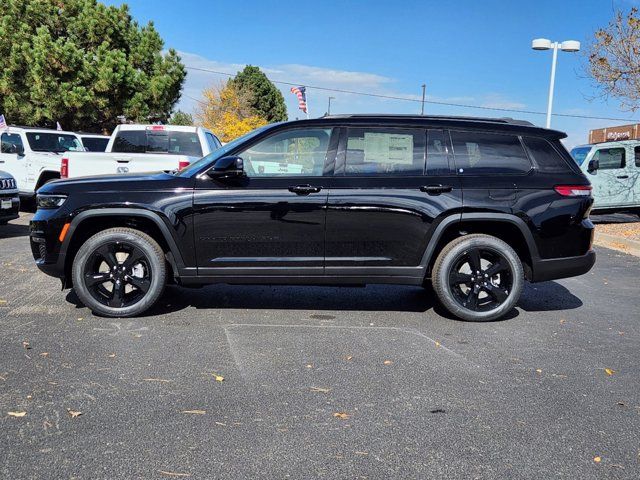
363,133 -> 414,165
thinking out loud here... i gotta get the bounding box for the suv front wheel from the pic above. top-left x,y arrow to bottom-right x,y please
72,227 -> 167,317
432,234 -> 524,322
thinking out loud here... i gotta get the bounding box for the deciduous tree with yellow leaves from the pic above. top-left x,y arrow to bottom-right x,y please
196,80 -> 268,142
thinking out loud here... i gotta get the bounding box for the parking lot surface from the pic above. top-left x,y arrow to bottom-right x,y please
1,213 -> 639,479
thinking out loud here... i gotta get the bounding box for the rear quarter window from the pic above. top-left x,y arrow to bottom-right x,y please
450,130 -> 531,175
523,136 -> 575,173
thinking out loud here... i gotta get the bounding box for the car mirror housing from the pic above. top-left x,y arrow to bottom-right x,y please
587,159 -> 599,173
206,156 -> 245,179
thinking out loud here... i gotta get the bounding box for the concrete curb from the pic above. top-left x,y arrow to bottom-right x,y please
594,231 -> 640,257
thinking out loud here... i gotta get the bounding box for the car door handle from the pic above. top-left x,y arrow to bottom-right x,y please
616,175 -> 629,179
420,184 -> 453,194
288,184 -> 322,195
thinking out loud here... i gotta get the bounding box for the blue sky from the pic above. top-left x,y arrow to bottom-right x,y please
105,0 -> 640,147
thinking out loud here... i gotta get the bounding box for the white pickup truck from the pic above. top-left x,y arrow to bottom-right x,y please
0,127 -> 84,196
61,124 -> 221,179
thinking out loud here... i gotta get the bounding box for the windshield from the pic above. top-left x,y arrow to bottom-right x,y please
570,146 -> 592,166
26,132 -> 83,153
176,125 -> 272,176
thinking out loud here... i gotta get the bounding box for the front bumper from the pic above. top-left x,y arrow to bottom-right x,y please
530,249 -> 596,283
0,193 -> 20,222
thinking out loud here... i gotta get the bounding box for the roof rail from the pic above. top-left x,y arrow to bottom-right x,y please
320,113 -> 534,126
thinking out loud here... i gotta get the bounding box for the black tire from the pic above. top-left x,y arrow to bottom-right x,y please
71,227 -> 167,318
431,234 -> 524,322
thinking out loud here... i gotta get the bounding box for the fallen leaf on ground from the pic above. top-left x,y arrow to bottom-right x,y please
383,360 -> 393,365
39,352 -> 49,357
435,341 -> 441,348
108,353 -> 116,358
77,317 -> 84,321
0,300 -> 7,305
67,409 -> 82,418
605,368 -> 616,376
211,373 -> 224,382
7,411 -> 26,417
345,355 -> 353,361
535,369 -> 543,374
333,412 -> 350,419
355,451 -> 368,455
22,341 -> 31,350
158,471 -> 190,477
310,387 -> 331,393
215,422 -> 227,426
594,456 -> 602,463
559,319 -> 566,324
143,378 -> 171,383
182,410 -> 206,415
617,401 -> 626,406
306,364 -> 313,368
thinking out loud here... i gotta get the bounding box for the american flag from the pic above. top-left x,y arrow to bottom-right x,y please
290,86 -> 307,113
0,114 -> 6,129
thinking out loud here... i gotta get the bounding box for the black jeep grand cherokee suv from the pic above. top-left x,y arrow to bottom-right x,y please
30,115 -> 595,321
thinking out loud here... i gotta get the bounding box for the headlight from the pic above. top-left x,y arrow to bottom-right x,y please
37,195 -> 67,209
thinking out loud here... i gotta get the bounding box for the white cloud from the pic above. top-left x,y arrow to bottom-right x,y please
175,51 -> 528,120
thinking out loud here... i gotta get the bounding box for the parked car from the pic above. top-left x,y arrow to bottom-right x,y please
0,170 -> 20,224
61,124 -> 222,179
570,140 -> 640,215
0,127 -> 84,196
30,115 -> 595,321
77,133 -> 110,152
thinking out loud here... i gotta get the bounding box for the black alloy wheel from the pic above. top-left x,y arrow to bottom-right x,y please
83,241 -> 152,309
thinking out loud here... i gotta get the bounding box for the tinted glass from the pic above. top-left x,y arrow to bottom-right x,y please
25,133 -> 83,152
634,146 -> 640,167
238,128 -> 332,177
205,132 -> 221,152
426,129 -> 450,175
81,137 -> 109,152
523,136 -> 572,173
570,146 -> 592,166
112,130 -> 146,153
450,131 -> 531,174
112,130 -> 203,156
593,148 -> 625,170
344,128 -> 424,175
1,133 -> 24,153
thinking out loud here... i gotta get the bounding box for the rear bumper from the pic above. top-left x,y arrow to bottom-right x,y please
530,249 -> 596,283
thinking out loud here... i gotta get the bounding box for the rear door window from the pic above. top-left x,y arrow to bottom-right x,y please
635,146 -> 640,167
426,129 -> 450,175
344,128 -> 425,175
592,148 -> 625,170
450,130 -> 531,175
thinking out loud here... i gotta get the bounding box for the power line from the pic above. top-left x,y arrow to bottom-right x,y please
184,65 -> 639,123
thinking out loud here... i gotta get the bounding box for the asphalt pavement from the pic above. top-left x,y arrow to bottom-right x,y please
1,213 -> 639,479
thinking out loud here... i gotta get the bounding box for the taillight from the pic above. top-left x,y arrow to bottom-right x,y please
61,158 -> 69,179
554,185 -> 592,197
178,160 -> 190,170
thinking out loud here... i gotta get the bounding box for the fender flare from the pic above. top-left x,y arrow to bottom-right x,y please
419,212 -> 540,269
58,208 -> 187,274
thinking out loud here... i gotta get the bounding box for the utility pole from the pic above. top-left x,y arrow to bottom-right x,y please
420,84 -> 426,115
327,96 -> 335,116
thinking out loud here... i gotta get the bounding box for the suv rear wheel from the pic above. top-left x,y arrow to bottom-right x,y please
71,227 -> 167,317
432,234 -> 524,322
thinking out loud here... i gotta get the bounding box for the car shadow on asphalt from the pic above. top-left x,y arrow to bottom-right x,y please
0,221 -> 30,239
64,280 -> 582,321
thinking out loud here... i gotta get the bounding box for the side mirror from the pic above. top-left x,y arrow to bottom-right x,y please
15,144 -> 25,156
207,156 -> 245,178
587,159 -> 599,173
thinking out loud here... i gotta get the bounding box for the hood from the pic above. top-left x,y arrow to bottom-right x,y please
37,171 -> 194,195
0,170 -> 15,180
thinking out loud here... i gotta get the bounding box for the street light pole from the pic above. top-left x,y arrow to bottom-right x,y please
532,38 -> 580,129
420,84 -> 426,115
327,96 -> 335,115
545,42 -> 559,129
